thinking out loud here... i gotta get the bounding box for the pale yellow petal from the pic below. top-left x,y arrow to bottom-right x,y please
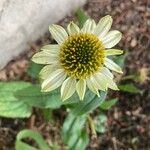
106,77 -> 119,90
94,15 -> 112,38
32,51 -> 58,64
39,65 -> 60,80
41,44 -> 60,55
67,22 -> 80,35
81,19 -> 96,33
102,30 -> 122,48
49,24 -> 68,44
105,49 -> 123,56
100,67 -> 114,79
61,77 -> 76,101
97,71 -> 118,90
104,58 -> 123,74
76,79 -> 86,100
86,77 -> 100,96
93,73 -> 108,91
42,69 -> 66,92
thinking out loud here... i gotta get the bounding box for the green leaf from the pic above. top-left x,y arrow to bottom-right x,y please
76,8 -> 89,28
100,98 -> 118,110
112,52 -> 127,69
69,130 -> 89,150
62,113 -> 88,150
15,129 -> 50,150
15,84 -> 81,109
71,91 -> 107,116
122,74 -> 140,81
27,61 -> 44,79
50,143 -> 60,150
0,82 -> 32,118
94,114 -> 107,133
119,83 -> 140,93
62,113 -> 87,143
15,85 -> 62,109
62,92 -> 80,105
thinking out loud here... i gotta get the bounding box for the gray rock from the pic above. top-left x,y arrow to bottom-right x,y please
0,0 -> 86,69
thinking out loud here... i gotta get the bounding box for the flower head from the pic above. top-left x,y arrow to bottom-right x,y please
32,15 -> 123,101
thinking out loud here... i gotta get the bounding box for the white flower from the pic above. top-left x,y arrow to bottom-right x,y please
32,15 -> 123,101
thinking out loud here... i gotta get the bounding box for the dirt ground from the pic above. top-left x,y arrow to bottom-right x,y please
0,0 -> 150,149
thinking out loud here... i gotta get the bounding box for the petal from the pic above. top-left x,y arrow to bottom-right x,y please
105,76 -> 119,90
67,22 -> 80,35
105,49 -> 123,56
61,77 -> 76,101
76,79 -> 86,100
104,58 -> 123,73
100,67 -> 114,79
86,77 -> 100,96
41,44 -> 60,55
42,69 -> 66,92
102,30 -> 122,48
93,73 -> 108,91
94,15 -> 112,38
32,51 -> 58,64
81,19 -> 96,33
39,65 -> 60,80
49,24 -> 68,44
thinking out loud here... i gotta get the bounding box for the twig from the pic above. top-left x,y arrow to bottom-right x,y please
112,137 -> 118,150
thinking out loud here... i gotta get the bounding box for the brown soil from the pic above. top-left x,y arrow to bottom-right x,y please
0,0 -> 149,150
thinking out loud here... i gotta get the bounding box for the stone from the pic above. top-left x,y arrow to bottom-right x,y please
0,0 -> 86,69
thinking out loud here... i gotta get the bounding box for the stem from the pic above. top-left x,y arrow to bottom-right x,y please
42,108 -> 53,122
88,115 -> 97,138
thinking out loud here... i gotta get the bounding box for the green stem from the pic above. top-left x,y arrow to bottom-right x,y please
88,115 -> 97,138
42,108 -> 53,122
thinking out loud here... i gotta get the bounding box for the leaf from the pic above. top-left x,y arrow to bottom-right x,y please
62,92 -> 80,105
122,74 -> 140,81
119,83 -> 140,93
71,91 -> 107,116
69,130 -> 89,150
76,8 -> 89,28
50,143 -> 60,150
15,85 -> 62,109
27,61 -> 44,79
15,129 -> 50,150
15,85 -> 80,109
62,113 -> 88,150
112,52 -> 127,69
0,82 -> 32,118
100,98 -> 118,110
62,113 -> 86,143
94,114 -> 107,133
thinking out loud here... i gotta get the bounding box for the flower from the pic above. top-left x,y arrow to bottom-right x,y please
32,15 -> 123,101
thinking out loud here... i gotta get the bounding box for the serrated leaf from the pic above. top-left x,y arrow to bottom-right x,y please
100,98 -> 118,110
0,82 -> 32,118
15,129 -> 50,150
119,83 -> 139,93
71,91 -> 107,116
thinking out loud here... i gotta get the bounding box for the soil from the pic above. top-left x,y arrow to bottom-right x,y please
0,0 -> 150,150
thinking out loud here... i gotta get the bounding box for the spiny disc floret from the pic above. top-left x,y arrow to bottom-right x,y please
59,33 -> 105,79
